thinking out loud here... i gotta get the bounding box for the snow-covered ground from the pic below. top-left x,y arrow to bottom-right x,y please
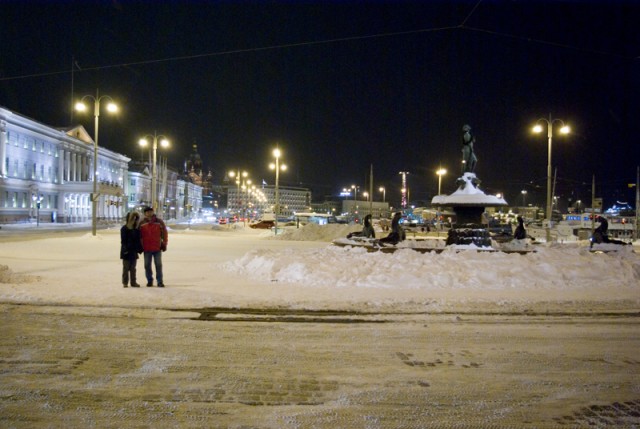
1,222 -> 640,428
0,222 -> 638,313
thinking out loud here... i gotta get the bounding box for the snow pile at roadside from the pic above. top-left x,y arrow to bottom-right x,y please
222,244 -> 640,298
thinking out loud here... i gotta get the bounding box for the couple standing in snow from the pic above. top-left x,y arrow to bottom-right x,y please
120,206 -> 168,288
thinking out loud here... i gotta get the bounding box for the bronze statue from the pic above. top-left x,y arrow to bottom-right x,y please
461,124 -> 477,173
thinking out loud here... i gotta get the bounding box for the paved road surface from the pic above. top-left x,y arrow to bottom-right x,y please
1,304 -> 639,428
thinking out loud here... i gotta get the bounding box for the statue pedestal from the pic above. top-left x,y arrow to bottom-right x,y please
431,173 -> 507,247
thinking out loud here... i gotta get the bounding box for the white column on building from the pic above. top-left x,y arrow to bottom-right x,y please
63,150 -> 69,181
0,120 -> 7,177
58,149 -> 65,184
72,152 -> 78,181
69,152 -> 74,181
77,153 -> 83,182
80,154 -> 85,181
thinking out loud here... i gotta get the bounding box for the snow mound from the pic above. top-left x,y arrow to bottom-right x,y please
222,245 -> 640,294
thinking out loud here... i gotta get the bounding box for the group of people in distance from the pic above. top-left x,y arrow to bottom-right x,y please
120,206 -> 168,288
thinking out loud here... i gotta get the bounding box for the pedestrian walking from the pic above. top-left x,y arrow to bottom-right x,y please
120,211 -> 143,288
140,206 -> 168,287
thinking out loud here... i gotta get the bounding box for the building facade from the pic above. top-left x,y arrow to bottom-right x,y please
0,106 -> 202,224
227,184 -> 311,218
0,107 -> 129,224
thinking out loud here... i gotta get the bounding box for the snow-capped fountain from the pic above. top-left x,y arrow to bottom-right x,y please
431,125 -> 507,247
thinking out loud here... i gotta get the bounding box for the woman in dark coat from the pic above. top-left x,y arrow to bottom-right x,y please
121,211 -> 143,287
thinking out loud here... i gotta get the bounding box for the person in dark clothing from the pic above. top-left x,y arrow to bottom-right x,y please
591,216 -> 629,247
347,214 -> 375,239
120,211 -> 143,288
378,212 -> 405,245
513,216 -> 527,240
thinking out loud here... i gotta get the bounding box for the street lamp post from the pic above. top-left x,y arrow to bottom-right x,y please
139,133 -> 170,213
436,168 -> 447,196
533,115 -> 570,242
228,170 -> 249,225
269,149 -> 286,235
351,185 -> 359,202
75,90 -> 118,236
242,179 -> 252,226
521,189 -> 528,206
379,186 -> 386,202
32,194 -> 43,227
351,185 -> 360,218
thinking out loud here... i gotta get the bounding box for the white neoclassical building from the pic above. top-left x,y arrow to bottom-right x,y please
0,106 -> 130,224
1,106 -> 205,225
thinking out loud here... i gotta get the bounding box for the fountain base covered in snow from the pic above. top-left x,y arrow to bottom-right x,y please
431,172 -> 507,247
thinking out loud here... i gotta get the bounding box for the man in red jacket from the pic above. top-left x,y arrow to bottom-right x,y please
140,206 -> 168,287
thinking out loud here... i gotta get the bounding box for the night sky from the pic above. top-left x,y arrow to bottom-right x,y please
1,1 -> 638,208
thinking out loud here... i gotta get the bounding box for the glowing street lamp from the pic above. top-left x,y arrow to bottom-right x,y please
533,115 -> 570,242
379,186 -> 386,202
32,194 -> 43,227
269,148 -> 287,234
521,189 -> 528,206
75,90 -> 119,236
139,133 -> 170,213
228,170 -> 249,224
436,168 -> 447,196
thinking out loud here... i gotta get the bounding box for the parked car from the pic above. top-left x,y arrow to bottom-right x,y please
249,220 -> 275,229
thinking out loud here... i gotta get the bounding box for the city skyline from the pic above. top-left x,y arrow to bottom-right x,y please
1,1 -> 638,207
